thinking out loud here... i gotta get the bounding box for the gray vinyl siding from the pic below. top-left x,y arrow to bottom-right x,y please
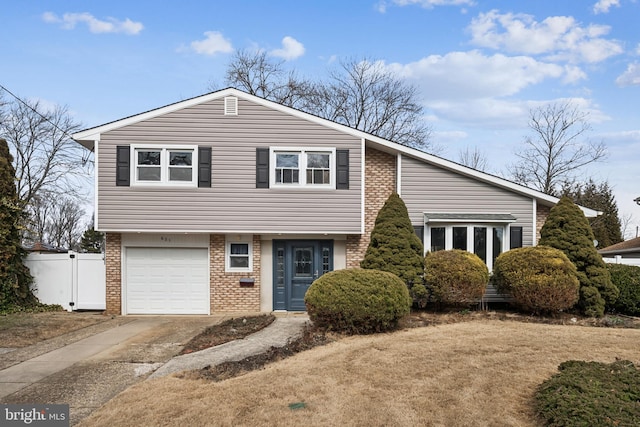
400,155 -> 534,247
97,98 -> 362,233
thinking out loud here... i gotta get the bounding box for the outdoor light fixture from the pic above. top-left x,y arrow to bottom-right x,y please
636,196 -> 640,206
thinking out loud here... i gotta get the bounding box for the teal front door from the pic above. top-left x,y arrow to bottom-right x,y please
273,240 -> 333,311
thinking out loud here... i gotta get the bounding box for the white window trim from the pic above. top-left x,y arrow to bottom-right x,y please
225,236 -> 253,272
425,223 -> 509,271
269,147 -> 336,189
131,144 -> 198,187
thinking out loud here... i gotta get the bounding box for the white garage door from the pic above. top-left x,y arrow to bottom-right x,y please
125,247 -> 209,314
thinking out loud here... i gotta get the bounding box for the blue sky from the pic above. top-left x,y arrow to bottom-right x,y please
3,0 -> 640,237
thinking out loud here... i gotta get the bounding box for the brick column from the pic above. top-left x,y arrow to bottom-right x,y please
210,234 -> 261,313
346,147 -> 397,268
104,233 -> 122,315
536,203 -> 551,243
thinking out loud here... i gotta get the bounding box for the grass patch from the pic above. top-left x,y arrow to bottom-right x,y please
0,311 -> 108,347
536,360 -> 640,426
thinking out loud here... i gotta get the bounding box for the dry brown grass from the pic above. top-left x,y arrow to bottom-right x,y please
0,311 -> 108,347
79,320 -> 640,427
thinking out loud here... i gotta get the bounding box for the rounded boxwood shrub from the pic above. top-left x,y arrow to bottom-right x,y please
607,264 -> 640,316
424,249 -> 489,305
304,268 -> 411,334
492,246 -> 580,313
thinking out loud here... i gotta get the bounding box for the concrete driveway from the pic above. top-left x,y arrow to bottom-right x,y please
0,315 -> 230,426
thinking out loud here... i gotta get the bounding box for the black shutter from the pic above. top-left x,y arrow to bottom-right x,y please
336,149 -> 349,189
510,226 -> 523,249
116,145 -> 130,187
256,148 -> 269,188
198,146 -> 212,188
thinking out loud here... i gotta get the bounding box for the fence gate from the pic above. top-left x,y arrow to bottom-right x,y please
25,252 -> 106,311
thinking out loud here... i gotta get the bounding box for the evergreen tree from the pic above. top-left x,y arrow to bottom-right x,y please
361,193 -> 424,285
562,179 -> 623,248
80,227 -> 104,253
539,196 -> 618,317
0,138 -> 36,310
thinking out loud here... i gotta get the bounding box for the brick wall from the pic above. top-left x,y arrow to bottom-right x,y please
346,147 -> 397,268
210,234 -> 261,313
536,203 -> 551,243
104,232 -> 122,315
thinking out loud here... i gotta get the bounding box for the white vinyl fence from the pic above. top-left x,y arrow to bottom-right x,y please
603,256 -> 640,267
25,252 -> 106,311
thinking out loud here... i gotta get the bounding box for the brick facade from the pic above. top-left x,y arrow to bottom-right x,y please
104,233 -> 122,315
346,147 -> 397,268
210,234 -> 261,313
536,203 -> 551,243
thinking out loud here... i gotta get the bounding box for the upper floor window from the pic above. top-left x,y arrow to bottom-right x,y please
271,148 -> 335,188
132,145 -> 197,186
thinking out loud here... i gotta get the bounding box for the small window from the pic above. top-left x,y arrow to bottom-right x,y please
275,153 -> 300,184
133,145 -> 197,186
453,227 -> 467,250
271,148 -> 335,188
226,238 -> 253,272
431,227 -> 445,252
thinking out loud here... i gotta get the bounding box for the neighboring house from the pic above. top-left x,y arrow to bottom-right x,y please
599,236 -> 640,266
72,88 -> 598,315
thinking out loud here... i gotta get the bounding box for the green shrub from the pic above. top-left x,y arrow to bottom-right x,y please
424,250 -> 488,305
607,264 -> 640,316
304,268 -> 411,334
536,360 -> 640,427
492,246 -> 580,313
360,193 -> 424,285
409,283 -> 428,308
539,196 -> 618,316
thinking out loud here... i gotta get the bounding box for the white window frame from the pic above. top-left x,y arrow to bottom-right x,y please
225,236 -> 253,272
270,147 -> 336,189
131,144 -> 198,187
425,223 -> 509,271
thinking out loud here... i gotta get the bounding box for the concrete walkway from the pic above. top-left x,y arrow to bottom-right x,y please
150,316 -> 309,378
0,314 -> 309,400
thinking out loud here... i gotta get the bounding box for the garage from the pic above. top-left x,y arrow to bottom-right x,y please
125,247 -> 209,314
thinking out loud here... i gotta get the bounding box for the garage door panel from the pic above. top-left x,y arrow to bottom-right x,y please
125,248 -> 209,314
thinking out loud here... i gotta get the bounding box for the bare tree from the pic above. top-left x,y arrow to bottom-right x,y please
620,212 -> 637,240
222,53 -> 434,152
458,146 -> 488,171
221,50 -> 313,109
46,197 -> 85,250
509,101 -> 606,196
25,193 -> 55,244
0,97 -> 87,208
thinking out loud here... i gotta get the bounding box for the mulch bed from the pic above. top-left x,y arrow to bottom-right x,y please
179,314 -> 275,355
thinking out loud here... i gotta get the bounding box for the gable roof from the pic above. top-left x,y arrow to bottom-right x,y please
599,236 -> 640,255
72,87 -> 599,217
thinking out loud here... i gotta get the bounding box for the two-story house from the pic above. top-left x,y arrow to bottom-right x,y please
72,88 -> 598,315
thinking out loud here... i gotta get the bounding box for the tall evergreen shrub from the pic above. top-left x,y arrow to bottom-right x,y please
360,193 -> 424,285
539,196 -> 618,317
0,138 -> 36,310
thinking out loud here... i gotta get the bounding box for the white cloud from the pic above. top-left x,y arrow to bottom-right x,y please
616,63 -> 640,86
593,0 -> 620,14
468,10 -> 623,63
378,0 -> 475,12
387,50 -> 569,101
269,36 -> 305,60
190,31 -> 233,56
42,12 -> 143,35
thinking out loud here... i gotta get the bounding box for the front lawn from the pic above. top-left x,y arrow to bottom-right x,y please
78,319 -> 640,427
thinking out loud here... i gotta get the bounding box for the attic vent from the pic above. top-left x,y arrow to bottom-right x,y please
224,96 -> 238,115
